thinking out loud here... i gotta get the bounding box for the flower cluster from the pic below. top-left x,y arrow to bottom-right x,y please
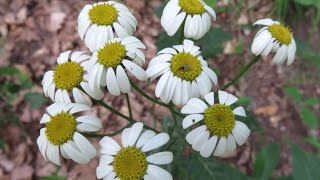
37,0 -> 297,179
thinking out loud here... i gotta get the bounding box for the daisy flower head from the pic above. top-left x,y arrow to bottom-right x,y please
78,1 -> 137,52
161,0 -> 216,40
37,102 -> 102,165
42,50 -> 104,104
97,122 -> 173,180
181,91 -> 250,157
146,39 -> 218,106
251,18 -> 296,65
88,36 -> 147,96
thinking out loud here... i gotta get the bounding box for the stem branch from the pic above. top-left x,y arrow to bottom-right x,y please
222,55 -> 261,90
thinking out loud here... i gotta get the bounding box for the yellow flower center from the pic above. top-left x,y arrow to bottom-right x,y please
170,52 -> 202,81
97,42 -> 126,68
179,0 -> 206,15
204,104 -> 235,137
45,112 -> 77,145
53,62 -> 84,90
268,23 -> 292,45
114,147 -> 148,180
88,3 -> 118,26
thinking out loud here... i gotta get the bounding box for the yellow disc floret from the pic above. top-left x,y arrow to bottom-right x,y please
97,42 -> 126,68
114,147 -> 148,180
53,62 -> 84,90
204,104 -> 235,137
170,52 -> 202,81
88,3 -> 118,26
268,23 -> 292,45
179,0 -> 205,15
45,112 -> 77,145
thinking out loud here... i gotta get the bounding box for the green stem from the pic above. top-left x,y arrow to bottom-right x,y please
222,55 -> 261,90
93,99 -> 159,133
125,93 -> 133,120
130,80 -> 184,118
81,123 -> 132,138
179,19 -> 186,44
168,103 -> 178,136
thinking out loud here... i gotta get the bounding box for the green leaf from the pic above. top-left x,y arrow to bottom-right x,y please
203,0 -> 217,7
291,144 -> 320,180
236,96 -> 252,106
284,86 -> 302,102
155,31 -> 181,52
24,92 -> 47,109
253,143 -> 280,180
304,98 -> 319,106
305,135 -> 320,149
0,67 -> 32,89
300,107 -> 318,128
294,0 -> 320,6
196,28 -> 232,59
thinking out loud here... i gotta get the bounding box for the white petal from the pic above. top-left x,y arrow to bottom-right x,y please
226,134 -> 237,152
62,141 -> 90,164
251,30 -> 272,55
81,82 -> 104,100
73,132 -> 96,158
272,45 -> 287,64
203,67 -> 218,85
57,50 -> 71,64
253,18 -> 275,26
218,90 -> 229,105
100,136 -> 121,155
191,80 -> 200,98
147,165 -> 173,180
121,128 -> 131,147
76,116 -> 101,129
136,130 -> 156,148
113,22 -> 129,38
85,24 -> 99,52
182,114 -> 204,129
213,137 -> 227,156
103,171 -> 116,180
72,88 -> 89,105
180,80 -> 190,105
192,130 -> 210,151
142,133 -> 170,152
155,71 -> 171,97
116,65 -> 131,93
287,39 -> 296,66
78,17 -> 91,40
204,92 -> 214,105
106,68 -> 121,96
167,12 -> 186,36
233,106 -> 246,117
99,155 -> 114,166
204,5 -> 216,20
122,60 -> 147,81
186,125 -> 206,144
172,78 -> 182,105
146,62 -> 170,78
157,48 -> 177,55
46,143 -> 61,165
96,165 -> 113,179
181,98 -> 207,114
225,94 -> 238,106
147,151 -> 173,165
232,121 -> 250,146
70,104 -> 91,114
128,122 -> 143,147
40,114 -> 50,124
200,136 -> 218,158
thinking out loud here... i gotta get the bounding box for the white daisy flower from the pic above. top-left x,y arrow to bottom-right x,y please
181,91 -> 250,157
97,122 -> 173,180
42,50 -> 104,104
251,18 -> 297,65
88,36 -> 147,96
161,0 -> 216,40
37,102 -> 102,165
146,39 -> 217,106
78,1 -> 137,52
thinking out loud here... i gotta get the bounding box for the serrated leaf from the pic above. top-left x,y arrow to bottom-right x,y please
300,107 -> 318,128
284,86 -> 302,102
253,143 -> 280,180
291,144 -> 320,180
24,92 -> 47,109
196,28 -> 232,59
